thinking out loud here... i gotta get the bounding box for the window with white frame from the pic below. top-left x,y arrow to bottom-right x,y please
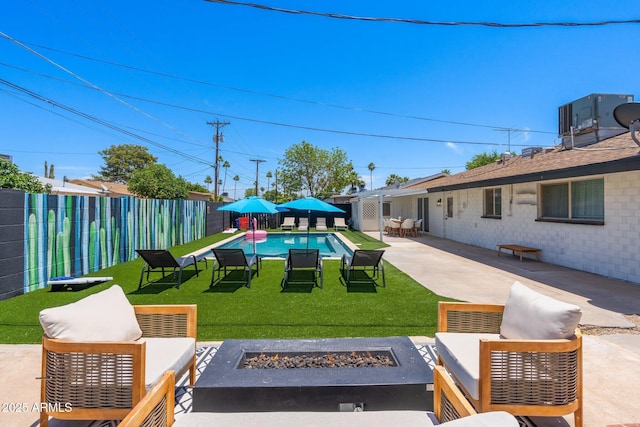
539,178 -> 604,222
483,188 -> 502,218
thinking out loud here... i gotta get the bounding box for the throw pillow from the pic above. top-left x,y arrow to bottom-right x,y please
500,281 -> 582,340
39,284 -> 142,342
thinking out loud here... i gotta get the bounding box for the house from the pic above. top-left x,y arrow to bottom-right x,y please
37,177 -> 103,196
352,95 -> 640,284
70,179 -> 133,197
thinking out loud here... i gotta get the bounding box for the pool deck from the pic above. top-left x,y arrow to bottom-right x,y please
1,232 -> 639,426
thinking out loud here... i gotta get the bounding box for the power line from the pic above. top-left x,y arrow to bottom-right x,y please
0,78 -> 214,167
204,0 -> 640,28
10,42 -> 554,134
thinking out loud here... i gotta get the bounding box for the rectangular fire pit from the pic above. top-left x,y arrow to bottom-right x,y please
193,336 -> 433,412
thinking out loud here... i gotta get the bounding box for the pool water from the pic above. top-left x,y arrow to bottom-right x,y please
217,232 -> 353,258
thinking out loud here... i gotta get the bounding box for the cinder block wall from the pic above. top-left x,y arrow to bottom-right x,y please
0,189 -> 25,300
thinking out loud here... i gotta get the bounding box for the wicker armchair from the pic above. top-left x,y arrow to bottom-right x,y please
436,300 -> 582,427
40,304 -> 197,427
120,367 -> 517,427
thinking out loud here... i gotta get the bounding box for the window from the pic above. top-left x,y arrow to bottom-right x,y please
382,202 -> 391,217
446,197 -> 453,218
483,188 -> 502,218
539,178 -> 604,223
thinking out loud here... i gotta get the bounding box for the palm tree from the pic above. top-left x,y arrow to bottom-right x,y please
367,162 -> 375,191
204,175 -> 212,191
222,161 -> 230,194
233,175 -> 239,200
266,171 -> 272,195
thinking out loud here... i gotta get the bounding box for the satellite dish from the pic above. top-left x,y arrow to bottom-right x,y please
613,102 -> 640,147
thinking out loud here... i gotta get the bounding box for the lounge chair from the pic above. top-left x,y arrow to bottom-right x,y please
120,369 -> 519,427
340,249 -> 386,288
436,282 -> 583,426
211,248 -> 259,288
39,285 -> 197,427
315,217 -> 328,231
298,217 -> 309,231
280,216 -> 295,230
282,249 -> 323,289
333,217 -> 348,231
136,249 -> 199,289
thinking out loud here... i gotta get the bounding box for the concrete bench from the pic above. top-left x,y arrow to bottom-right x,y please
497,244 -> 541,262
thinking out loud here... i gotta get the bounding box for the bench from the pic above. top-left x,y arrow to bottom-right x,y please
497,244 -> 541,262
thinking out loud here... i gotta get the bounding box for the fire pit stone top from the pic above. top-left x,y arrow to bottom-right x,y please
197,336 -> 432,388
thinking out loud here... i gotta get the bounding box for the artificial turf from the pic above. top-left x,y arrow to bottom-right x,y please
0,230 -> 454,344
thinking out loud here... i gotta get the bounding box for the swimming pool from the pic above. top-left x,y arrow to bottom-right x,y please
216,232 -> 353,258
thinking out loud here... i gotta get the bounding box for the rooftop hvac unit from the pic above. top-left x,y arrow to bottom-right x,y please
558,93 -> 634,148
521,146 -> 543,157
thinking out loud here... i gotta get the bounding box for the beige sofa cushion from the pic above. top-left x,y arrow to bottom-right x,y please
144,337 -> 195,389
500,281 -> 582,340
39,284 -> 142,342
435,332 -> 500,400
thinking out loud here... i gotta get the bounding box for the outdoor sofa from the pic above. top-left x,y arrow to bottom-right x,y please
119,367 -> 520,426
436,281 -> 583,426
38,285 -> 197,426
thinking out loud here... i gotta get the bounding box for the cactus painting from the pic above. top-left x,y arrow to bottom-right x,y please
24,194 -> 206,293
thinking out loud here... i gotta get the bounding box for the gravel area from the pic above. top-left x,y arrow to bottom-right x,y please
580,314 -> 640,335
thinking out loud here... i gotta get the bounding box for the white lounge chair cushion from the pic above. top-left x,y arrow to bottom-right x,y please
39,284 -> 142,342
174,410 -> 518,427
144,337 -> 195,389
500,281 -> 582,340
435,332 -> 500,400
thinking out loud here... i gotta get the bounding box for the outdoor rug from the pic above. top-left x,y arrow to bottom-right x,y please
48,344 -> 535,427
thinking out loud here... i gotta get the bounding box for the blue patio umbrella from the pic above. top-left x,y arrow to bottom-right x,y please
218,196 -> 285,253
278,197 -> 346,249
217,196 -> 281,215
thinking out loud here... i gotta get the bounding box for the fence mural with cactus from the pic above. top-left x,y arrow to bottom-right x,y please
24,194 -> 206,293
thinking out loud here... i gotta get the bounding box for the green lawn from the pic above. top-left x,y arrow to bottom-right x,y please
0,230 -> 455,344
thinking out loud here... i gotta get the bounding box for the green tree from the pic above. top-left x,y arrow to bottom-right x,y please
127,164 -> 189,199
385,174 -> 409,187
441,169 -> 451,175
94,144 -> 157,183
465,150 -> 501,170
278,141 -> 353,199
0,159 -> 49,193
204,175 -> 212,191
222,161 -> 230,194
232,175 -> 239,200
367,162 -> 375,191
265,171 -> 273,197
186,181 -> 208,193
347,170 -> 365,194
244,187 -> 257,197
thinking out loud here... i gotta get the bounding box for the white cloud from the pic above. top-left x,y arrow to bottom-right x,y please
446,142 -> 463,154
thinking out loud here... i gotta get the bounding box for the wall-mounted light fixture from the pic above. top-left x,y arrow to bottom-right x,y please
436,198 -> 442,207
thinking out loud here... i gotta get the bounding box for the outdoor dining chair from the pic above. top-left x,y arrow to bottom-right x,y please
340,249 -> 386,288
136,249 -> 199,289
281,248 -> 323,289
211,248 -> 259,288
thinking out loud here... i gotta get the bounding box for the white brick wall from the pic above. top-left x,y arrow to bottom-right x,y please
428,171 -> 640,285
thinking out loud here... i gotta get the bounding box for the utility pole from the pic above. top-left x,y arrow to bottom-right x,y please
207,119 -> 230,199
250,159 -> 266,196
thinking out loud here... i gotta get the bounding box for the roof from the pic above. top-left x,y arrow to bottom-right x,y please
69,179 -> 133,197
37,177 -> 103,196
427,132 -> 640,192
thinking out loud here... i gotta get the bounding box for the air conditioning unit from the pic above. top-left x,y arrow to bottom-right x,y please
558,93 -> 634,148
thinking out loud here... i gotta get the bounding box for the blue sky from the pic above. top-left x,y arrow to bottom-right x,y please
2,1 -> 639,196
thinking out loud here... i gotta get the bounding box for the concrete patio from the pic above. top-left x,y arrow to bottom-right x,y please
1,233 -> 639,426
